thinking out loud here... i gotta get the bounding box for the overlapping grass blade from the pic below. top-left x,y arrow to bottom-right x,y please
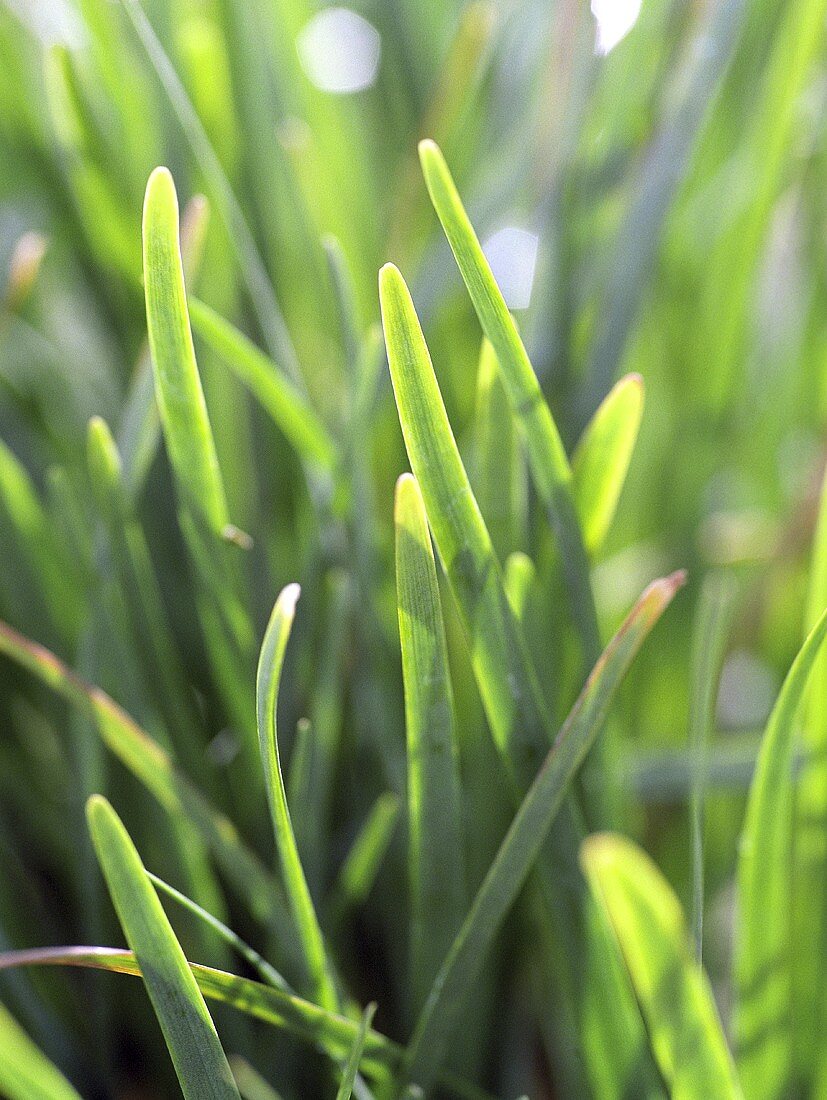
734,604 -> 827,1098
256,585 -> 338,1011
0,620 -> 298,960
0,949 -> 492,1097
188,297 -> 336,473
417,140 -> 598,662
87,796 -> 240,1099
582,834 -> 742,1098
571,374 -> 644,558
795,461 -> 827,1083
401,574 -> 683,1094
0,1001 -> 82,1100
142,165 -> 255,758
380,260 -> 667,1094
336,1003 -> 377,1100
230,1057 -> 284,1100
395,473 -> 465,1011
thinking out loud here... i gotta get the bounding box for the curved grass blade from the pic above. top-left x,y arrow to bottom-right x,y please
0,949 -> 484,1099
119,0 -> 302,382
402,574 -> 684,1094
418,140 -> 598,662
795,462 -> 827,1082
188,297 -> 336,473
687,573 -> 736,961
582,834 -> 742,1098
336,1003 -> 377,1100
0,621 -> 297,959
395,473 -> 465,1013
143,166 -> 255,759
0,1002 -> 82,1100
230,1057 -> 284,1100
380,261 -> 666,1093
734,604 -> 827,1098
571,374 -> 645,558
86,796 -> 240,1099
256,585 -> 337,1012
148,873 -> 291,994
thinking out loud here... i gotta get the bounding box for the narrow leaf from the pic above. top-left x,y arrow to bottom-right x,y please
395,472 -> 465,1012
87,795 -> 240,1099
403,574 -> 684,1094
582,834 -> 742,1098
734,604 -> 827,1097
0,1002 -> 82,1100
571,374 -> 645,557
256,585 -> 337,1011
336,1003 -> 377,1100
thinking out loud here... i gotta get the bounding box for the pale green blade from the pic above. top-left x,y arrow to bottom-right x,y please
395,472 -> 465,1013
582,834 -> 742,1098
417,140 -> 598,661
0,1002 -> 82,1100
142,165 -> 227,534
402,574 -> 684,1094
188,297 -> 336,472
87,796 -> 240,1099
571,373 -> 645,558
256,585 -> 337,1011
795,460 -> 827,1083
329,793 -> 401,923
230,1057 -> 284,1100
335,1003 -> 377,1100
734,604 -> 827,1097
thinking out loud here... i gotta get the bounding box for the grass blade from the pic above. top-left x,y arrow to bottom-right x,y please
0,620 -> 298,962
395,473 -> 465,1013
188,297 -> 336,473
86,795 -> 241,1099
142,165 -> 255,761
336,1003 -> 377,1100
329,793 -> 401,923
734,604 -> 827,1097
795,461 -> 827,1083
0,1001 -> 82,1100
256,585 -> 337,1011
687,573 -> 736,962
582,834 -> 742,1097
417,140 -> 599,662
571,373 -> 645,558
230,1057 -> 284,1100
402,574 -> 684,1093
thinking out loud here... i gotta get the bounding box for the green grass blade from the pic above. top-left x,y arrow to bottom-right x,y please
402,574 -> 683,1094
336,1003 -> 377,1100
0,1001 -> 82,1100
329,793 -> 401,922
688,573 -> 736,961
571,374 -> 645,558
229,1057 -> 284,1100
143,166 -> 255,758
188,296 -> 336,472
471,339 -> 526,561
417,141 -> 599,662
119,0 -> 302,382
86,796 -> 241,1099
256,585 -> 338,1011
795,461 -> 827,1082
0,620 -> 297,960
143,165 -> 227,532
734,604 -> 827,1097
395,473 -> 465,1013
148,873 -> 291,994
582,834 -> 742,1098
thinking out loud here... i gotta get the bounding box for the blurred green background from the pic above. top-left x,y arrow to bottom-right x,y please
1,0 -> 826,1096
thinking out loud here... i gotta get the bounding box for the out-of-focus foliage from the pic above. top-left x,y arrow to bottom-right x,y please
1,0 -> 827,1096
